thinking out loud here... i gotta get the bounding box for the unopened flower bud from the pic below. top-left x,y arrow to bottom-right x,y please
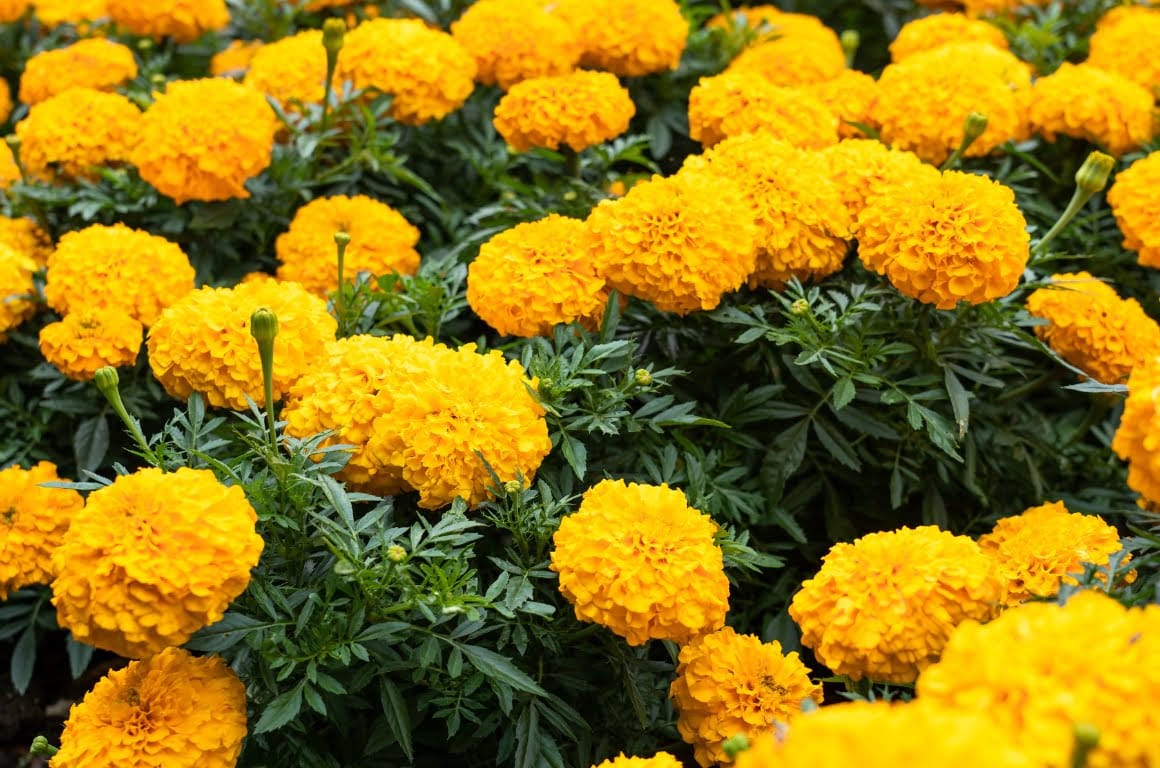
29,736 -> 58,757
387,545 -> 407,563
1073,722 -> 1100,750
250,308 -> 279,345
93,366 -> 120,397
1075,151 -> 1115,196
503,479 -> 522,495
334,231 -> 351,248
721,734 -> 750,759
962,112 -> 989,146
322,18 -> 346,57
537,377 -> 554,394
840,30 -> 859,65
633,368 -> 652,386
5,135 -> 19,151
790,298 -> 810,315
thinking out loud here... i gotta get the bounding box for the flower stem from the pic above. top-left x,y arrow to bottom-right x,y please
334,231 -> 351,336
93,367 -> 163,468
250,309 -> 280,452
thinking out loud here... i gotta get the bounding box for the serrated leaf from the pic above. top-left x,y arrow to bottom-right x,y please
459,644 -> 546,696
253,684 -> 303,734
812,419 -> 861,471
66,635 -> 94,680
944,367 -> 970,438
380,679 -> 414,761
830,377 -> 856,411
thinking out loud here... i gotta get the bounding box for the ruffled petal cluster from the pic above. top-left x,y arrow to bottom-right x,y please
106,0 -> 230,42
244,29 -> 326,108
592,754 -> 682,768
688,71 -> 839,149
0,244 -> 39,340
19,39 -> 137,105
1087,6 -> 1160,94
889,13 -> 1009,62
707,5 -> 841,49
0,142 -> 17,190
804,70 -> 878,139
39,308 -> 143,381
14,88 -> 141,181
31,0 -> 109,27
451,0 -> 581,89
550,0 -> 687,77
0,0 -> 29,22
493,70 -> 636,153
1027,63 -> 1155,156
1107,151 -> 1160,268
0,461 -> 83,599
0,215 -> 52,267
1112,358 -> 1160,506
819,139 -> 935,219
725,34 -> 846,88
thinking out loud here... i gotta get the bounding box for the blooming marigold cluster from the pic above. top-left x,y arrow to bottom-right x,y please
789,525 -> 1004,683
670,626 -> 823,767
592,754 -> 683,768
0,244 -> 39,341
52,467 -> 263,658
31,0 -> 109,28
337,18 -> 476,125
550,0 -> 687,77
244,29 -> 326,108
550,480 -> 729,645
1027,63 -> 1155,156
804,70 -> 878,139
467,214 -> 609,336
211,39 -> 263,78
14,88 -> 141,181
451,0 -> 581,89
688,72 -> 839,149
1087,6 -> 1160,95
0,216 -> 52,267
133,79 -> 278,204
819,139 -> 936,219
106,0 -> 230,42
1113,358 -> 1160,506
1108,151 -> 1160,268
0,461 -> 83,599
493,70 -> 636,153
53,648 -> 247,768
19,39 -> 138,105
857,170 -> 1030,309
725,34 -> 846,88
917,590 -> 1160,768
888,13 -> 1009,62
275,195 -> 421,297
585,169 -> 759,315
39,309 -> 143,381
1025,271 -> 1160,384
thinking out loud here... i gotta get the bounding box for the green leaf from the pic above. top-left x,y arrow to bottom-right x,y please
459,644 -> 546,696
812,419 -> 861,471
253,683 -> 303,734
380,679 -> 414,761
558,432 -> 587,480
944,368 -> 970,438
11,626 -> 36,695
830,377 -> 856,411
74,415 -> 109,473
66,635 -> 93,680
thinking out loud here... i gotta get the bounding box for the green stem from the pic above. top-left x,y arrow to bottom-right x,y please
563,147 -> 581,179
94,368 -> 163,468
334,232 -> 350,336
1034,187 -> 1093,257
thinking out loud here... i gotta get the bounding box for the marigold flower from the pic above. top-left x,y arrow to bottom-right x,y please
917,590 -> 1160,768
707,6 -> 842,50
0,216 -> 52,267
725,34 -> 846,88
467,214 -> 609,336
31,0 -> 110,27
53,648 -> 247,768
592,754 -> 683,768
1028,63 -> 1154,156
1088,7 -> 1160,95
803,70 -> 878,139
148,279 -> 336,410
133,78 -> 278,204
493,70 -> 635,153
0,78 -> 11,124
275,195 -> 420,296
39,308 -> 143,381
106,0 -> 229,42
244,29 -> 326,108
789,525 -> 1004,683
0,143 -> 17,191
19,39 -> 137,106
550,0 -> 687,77
0,244 -> 39,341
14,88 -> 141,181
585,169 -> 759,315
688,72 -> 839,149
889,13 -> 1009,62
451,0 -> 581,89
0,461 -> 83,599
1108,151 -> 1160,268
0,0 -> 29,22
337,18 -> 476,125
857,170 -> 1029,309
819,139 -> 936,219
670,626 -> 823,767
1113,358 -> 1160,506
210,39 -> 263,78
45,223 -> 195,326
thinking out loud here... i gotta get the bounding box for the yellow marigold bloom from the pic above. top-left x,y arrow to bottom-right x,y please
585,169 -> 759,315
32,0 -> 110,28
467,214 -> 609,336
39,308 -> 143,381
451,0 -> 581,89
106,0 -> 229,42
52,468 -> 262,659
670,626 -> 823,767
0,461 -> 83,599
45,223 -> 194,326
725,35 -> 846,88
19,39 -> 137,106
917,590 -> 1160,768
275,195 -> 420,296
493,70 -> 635,153
1028,63 -> 1155,156
0,143 -> 17,191
0,0 -> 29,22
789,525 -> 1004,683
889,13 -> 1009,62
243,29 -> 325,108
0,78 -> 11,124
210,39 -> 263,78
803,69 -> 878,139
550,0 -> 686,77
708,6 -> 843,50
1088,8 -> 1160,95
592,754 -> 683,768
0,244 -> 39,341
148,279 -> 336,410
819,139 -> 936,219
14,88 -> 141,181
1108,151 -> 1160,268
337,18 -> 476,125
1113,358 -> 1160,506
1025,271 -> 1160,384
133,78 -> 278,204
0,215 -> 52,267
550,479 -> 729,646
54,648 -> 247,768
688,72 -> 839,149
857,170 -> 1029,309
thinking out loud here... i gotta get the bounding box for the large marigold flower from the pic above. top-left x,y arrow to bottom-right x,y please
211,39 -> 263,78
819,139 -> 936,219
688,72 -> 839,149
106,0 -> 229,42
451,0 -> 581,89
551,0 -> 687,77
0,216 -> 52,267
0,244 -> 39,341
889,13 -> 1009,62
593,754 -> 683,768
45,223 -> 195,326
53,648 -> 247,768
725,35 -> 846,88
1027,63 -> 1154,156
585,169 -> 759,315
14,88 -> 141,181
1088,7 -> 1160,95
274,195 -> 421,297
804,70 -> 878,139
337,18 -> 476,125
133,78 -> 278,204
39,308 -> 143,381
467,214 -> 608,337
0,0 -> 30,22
1108,151 -> 1160,268
0,461 -> 83,599
32,0 -> 110,28
670,626 -> 823,767
789,525 -> 1004,684
493,70 -> 636,153
1113,358 -> 1160,506
1025,271 -> 1160,384
244,29 -> 326,108
857,170 -> 1030,309
917,590 -> 1160,768
19,39 -> 137,105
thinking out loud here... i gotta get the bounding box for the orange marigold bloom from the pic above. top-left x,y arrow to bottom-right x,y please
0,143 -> 17,191
14,88 -> 141,181
133,78 -> 278,204
39,308 -> 143,381
148,279 -> 336,410
106,0 -> 229,42
670,626 -> 823,767
54,648 -> 247,768
789,525 -> 1004,683
725,34 -> 846,88
0,216 -> 52,267
19,39 -> 137,105
493,70 -> 635,153
592,754 -> 683,768
550,479 -> 729,646
688,72 -> 839,149
1088,7 -> 1160,95
585,169 -> 759,315
708,6 -> 843,50
1108,151 -> 1160,268
0,0 -> 29,22
1113,358 -> 1160,506
33,0 -> 109,27
857,170 -> 1029,309
550,0 -> 687,77
337,18 -> 476,125
467,214 -> 609,336
275,195 -> 421,296
244,29 -> 326,108
804,69 -> 878,139
1028,63 -> 1155,156
52,467 -> 263,658
210,39 -> 263,78
1025,271 -> 1160,384
451,0 -> 581,89
0,461 -> 83,599
0,244 -> 39,341
0,78 -> 11,124
45,223 -> 195,326
889,13 -> 1009,62
819,139 -> 936,219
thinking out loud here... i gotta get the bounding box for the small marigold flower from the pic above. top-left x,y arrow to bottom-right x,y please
889,13 -> 1009,62
551,0 -> 687,77
451,0 -> 581,89
917,590 -> 1160,768
1025,271 -> 1160,384
0,244 -> 39,341
550,479 -> 729,646
725,34 -> 847,88
45,223 -> 195,327
0,461 -> 83,599
1088,7 -> 1160,95
211,39 -> 263,78
14,88 -> 141,181
0,0 -> 29,22
670,626 -> 823,767
585,169 -> 759,315
106,0 -> 230,42
31,0 -> 109,28
857,170 -> 1030,309
1108,151 -> 1160,268
592,754 -> 683,768
493,70 -> 635,153
337,18 -> 476,125
1028,63 -> 1155,156
819,139 -> 936,219
244,29 -> 326,108
53,648 -> 247,768
52,467 -> 263,658
39,309 -> 143,381
789,525 -> 1004,683
0,216 -> 52,267
1113,358 -> 1160,506
803,70 -> 878,139
19,39 -> 137,106
688,72 -> 839,149
133,78 -> 278,204
467,214 -> 609,336
274,195 -> 421,297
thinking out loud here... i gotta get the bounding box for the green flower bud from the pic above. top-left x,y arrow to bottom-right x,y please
503,479 -> 523,495
1073,722 -> 1100,750
322,18 -> 346,57
250,307 -> 279,345
963,112 -> 989,146
1075,151 -> 1115,196
334,231 -> 352,248
840,30 -> 859,65
790,298 -> 810,316
721,734 -> 750,759
387,545 -> 407,563
29,736 -> 58,757
633,368 -> 653,386
93,366 -> 120,398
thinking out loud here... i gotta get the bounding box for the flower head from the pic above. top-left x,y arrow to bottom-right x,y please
244,29 -> 326,108
1108,151 -> 1160,268
819,139 -> 935,219
493,70 -> 636,153
550,0 -> 687,77
0,78 -> 9,125
452,0 -> 581,89
1087,6 -> 1160,95
592,755 -> 683,768
106,0 -> 230,42
725,34 -> 846,88
39,309 -> 143,381
0,0 -> 29,22
688,72 -> 839,149
889,13 -> 1009,62
1113,358 -> 1160,506
0,461 -> 83,599
0,216 -> 52,267
803,70 -> 878,139
19,39 -> 137,105
14,88 -> 141,181
1028,63 -> 1155,156
0,142 -> 17,190
31,0 -> 109,27
0,244 -> 39,340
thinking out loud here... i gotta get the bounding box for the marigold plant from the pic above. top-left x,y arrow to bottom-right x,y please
550,0 -> 687,77
1027,63 -> 1155,156
38,309 -> 143,381
1107,151 -> 1160,268
687,72 -> 839,149
493,70 -> 636,153
888,13 -> 1009,61
14,88 -> 141,181
0,461 -> 83,599
244,29 -> 327,108
19,39 -> 138,106
451,0 -> 581,89
106,0 -> 230,42
1112,358 -> 1160,507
